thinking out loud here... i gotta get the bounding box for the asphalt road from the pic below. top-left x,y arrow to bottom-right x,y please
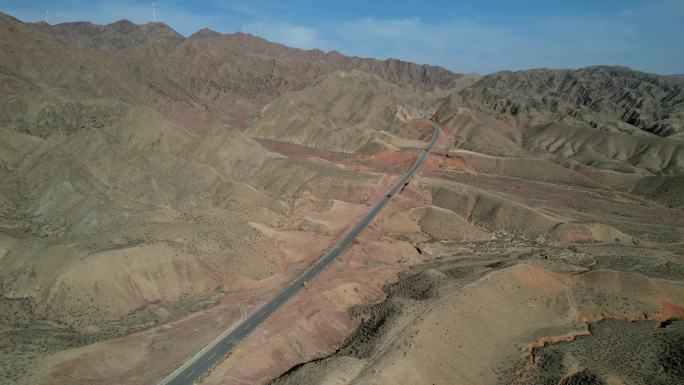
159,122 -> 441,385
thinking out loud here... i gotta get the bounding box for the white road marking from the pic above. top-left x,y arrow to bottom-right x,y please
158,123 -> 441,385
184,370 -> 195,380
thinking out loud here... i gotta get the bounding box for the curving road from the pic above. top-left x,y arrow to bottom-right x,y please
158,122 -> 441,385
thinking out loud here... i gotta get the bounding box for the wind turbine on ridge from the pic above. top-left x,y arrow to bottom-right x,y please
152,1 -> 157,22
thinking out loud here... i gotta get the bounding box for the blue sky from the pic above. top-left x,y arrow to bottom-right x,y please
2,0 -> 683,74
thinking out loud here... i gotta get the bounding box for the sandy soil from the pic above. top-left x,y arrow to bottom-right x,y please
17,128 -> 683,385
271,236 -> 684,385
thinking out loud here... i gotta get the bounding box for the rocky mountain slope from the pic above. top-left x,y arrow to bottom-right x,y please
0,13 -> 133,134
29,19 -> 184,52
459,66 -> 684,139
248,70 -> 425,152
434,78 -> 684,178
33,18 -> 460,89
27,17 -> 460,129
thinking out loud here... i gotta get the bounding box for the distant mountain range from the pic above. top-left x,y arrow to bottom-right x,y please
6,14 -> 457,132
5,13 -> 682,140
460,66 -> 684,139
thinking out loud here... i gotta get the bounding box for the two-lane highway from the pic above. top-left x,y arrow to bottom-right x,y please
159,122 -> 441,385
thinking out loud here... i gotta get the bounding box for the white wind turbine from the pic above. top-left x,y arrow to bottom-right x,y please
152,1 -> 157,22
45,10 -> 49,24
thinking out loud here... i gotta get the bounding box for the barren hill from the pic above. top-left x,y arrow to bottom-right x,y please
220,32 -> 460,90
31,17 -> 461,91
459,66 -> 684,139
29,19 -> 184,52
5,13 -> 462,133
249,70 -> 425,152
0,12 -> 134,133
